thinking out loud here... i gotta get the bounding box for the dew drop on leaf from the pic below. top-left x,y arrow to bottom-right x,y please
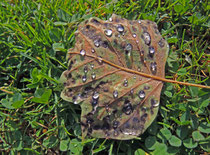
150,62 -> 157,74
158,38 -> 165,48
125,43 -> 133,53
113,121 -> 119,129
80,49 -> 86,56
82,75 -> 87,82
94,39 -> 100,47
91,72 -> 96,80
92,91 -> 99,100
123,79 -> 128,87
90,64 -> 94,69
84,65 -> 88,73
142,32 -> 151,45
151,99 -> 159,107
113,90 -> 118,98
138,90 -> 146,99
148,46 -> 155,58
116,24 -> 124,33
130,89 -> 134,94
91,48 -> 95,53
123,101 -> 133,115
97,56 -> 103,64
104,29 -> 112,37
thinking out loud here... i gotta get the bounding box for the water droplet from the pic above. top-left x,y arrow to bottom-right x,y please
98,56 -> 103,64
148,46 -> 155,58
84,65 -> 88,73
144,85 -> 150,90
151,99 -> 159,107
94,39 -> 100,47
123,121 -> 130,128
123,79 -> 128,87
92,92 -> 99,100
90,64 -> 94,69
91,72 -> 96,80
141,113 -> 148,123
130,89 -> 134,94
133,117 -> 139,123
86,118 -> 94,124
141,106 -> 147,112
113,121 -> 119,129
113,130 -> 119,136
132,33 -> 136,38
125,43 -> 133,52
91,48 -> 95,53
158,38 -> 165,48
72,96 -> 78,104
91,99 -> 98,106
138,20 -> 142,24
150,62 -> 157,74
142,32 -> 151,45
140,50 -> 144,57
123,102 -> 133,115
101,41 -> 109,48
102,122 -> 110,130
109,17 -> 113,22
104,29 -> 112,37
93,124 -> 101,130
113,90 -> 118,98
103,115 -> 110,122
82,75 -> 87,82
116,24 -> 124,33
138,90 -> 145,99
80,49 -> 86,56
105,104 -> 109,112
92,92 -> 99,106
91,18 -> 101,25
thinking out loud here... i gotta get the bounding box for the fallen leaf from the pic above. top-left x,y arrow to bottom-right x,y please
60,14 -> 169,140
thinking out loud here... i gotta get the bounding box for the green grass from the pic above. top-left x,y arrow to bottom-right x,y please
0,0 -> 209,154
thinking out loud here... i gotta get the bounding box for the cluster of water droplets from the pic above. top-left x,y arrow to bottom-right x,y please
150,62 -> 157,74
123,79 -> 128,87
92,91 -> 99,106
122,100 -> 133,115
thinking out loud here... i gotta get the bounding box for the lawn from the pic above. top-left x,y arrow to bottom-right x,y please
0,0 -> 209,154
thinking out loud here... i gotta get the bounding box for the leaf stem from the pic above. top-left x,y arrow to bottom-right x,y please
70,52 -> 210,89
